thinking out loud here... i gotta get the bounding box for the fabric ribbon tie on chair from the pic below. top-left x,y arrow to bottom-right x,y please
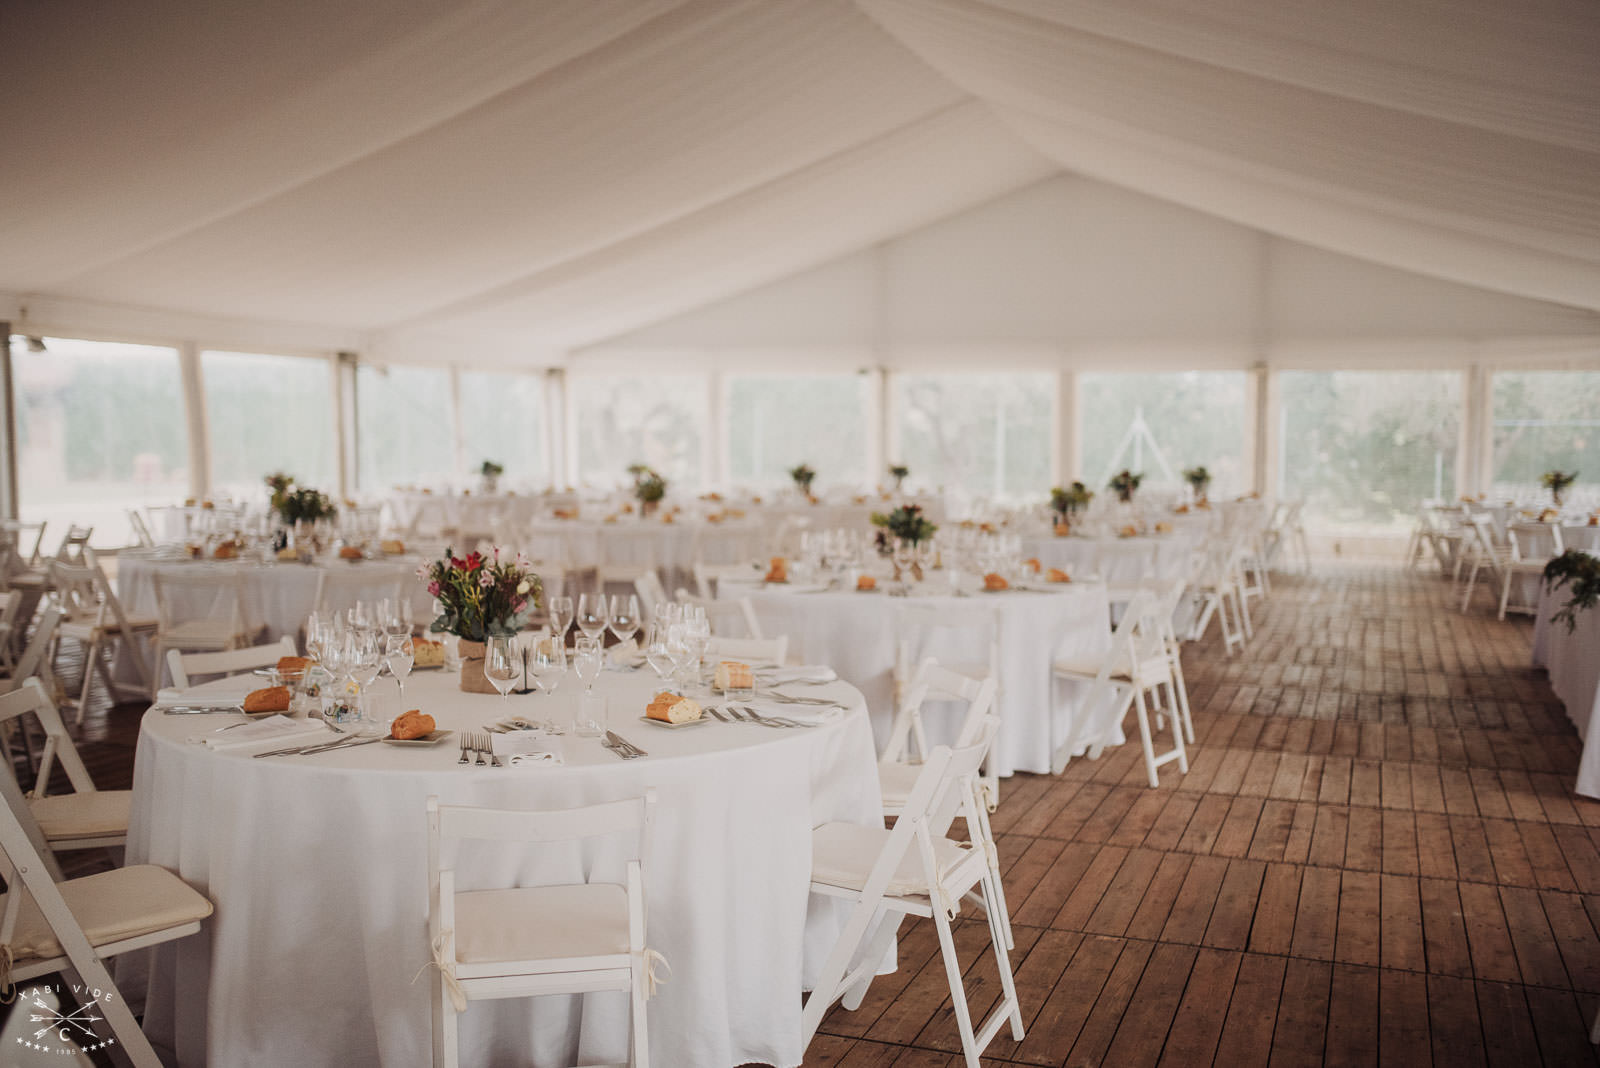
416,931 -> 469,1013
641,948 -> 671,999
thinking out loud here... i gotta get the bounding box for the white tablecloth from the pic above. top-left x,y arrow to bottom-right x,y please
116,550 -> 436,644
1532,580 -> 1600,798
124,668 -> 882,1067
1019,532 -> 1197,586
729,580 -> 1111,776
524,517 -> 767,590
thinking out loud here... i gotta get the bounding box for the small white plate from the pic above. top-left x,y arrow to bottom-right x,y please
381,729 -> 452,746
637,716 -> 711,730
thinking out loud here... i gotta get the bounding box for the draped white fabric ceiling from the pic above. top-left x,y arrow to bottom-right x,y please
2,0 -> 1596,360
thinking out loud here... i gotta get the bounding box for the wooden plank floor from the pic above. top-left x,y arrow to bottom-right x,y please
807,561 -> 1600,1067
32,560 -> 1600,1065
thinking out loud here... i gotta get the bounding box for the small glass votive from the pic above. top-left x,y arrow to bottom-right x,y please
575,692 -> 606,737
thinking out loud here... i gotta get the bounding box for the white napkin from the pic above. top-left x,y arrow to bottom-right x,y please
780,583 -> 831,594
764,666 -> 837,685
156,678 -> 259,707
187,715 -> 329,750
750,703 -> 844,726
494,733 -> 564,766
608,638 -> 642,669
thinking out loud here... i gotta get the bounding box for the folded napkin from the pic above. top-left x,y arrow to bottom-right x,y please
491,733 -> 564,765
749,702 -> 844,727
608,638 -> 642,669
156,678 -> 259,707
187,715 -> 329,750
764,666 -> 837,685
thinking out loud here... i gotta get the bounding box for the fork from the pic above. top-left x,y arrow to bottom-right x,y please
741,707 -> 802,728
458,735 -> 471,764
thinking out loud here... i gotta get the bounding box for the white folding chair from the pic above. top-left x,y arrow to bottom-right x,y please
167,636 -> 299,688
313,566 -> 406,618
1052,589 -> 1188,786
597,527 -> 659,593
691,561 -> 762,601
1,605 -> 61,698
690,524 -> 764,567
51,525 -> 95,567
1,520 -> 48,567
673,590 -> 764,640
0,678 -> 129,861
0,781 -> 213,1067
803,717 -> 1023,1067
427,791 -> 660,1068
634,571 -> 670,625
0,589 -> 23,674
1187,543 -> 1246,654
127,508 -> 156,548
151,568 -> 260,685
50,559 -> 158,716
879,655 -> 1000,809
1458,514 -> 1512,614
1497,521 -> 1563,619
703,635 -> 788,665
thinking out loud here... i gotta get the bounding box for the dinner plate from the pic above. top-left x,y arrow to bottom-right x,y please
637,715 -> 711,729
381,729 -> 452,746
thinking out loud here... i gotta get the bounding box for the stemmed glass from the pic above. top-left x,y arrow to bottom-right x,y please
346,629 -> 385,734
527,635 -> 568,733
484,635 -> 520,701
571,636 -> 604,737
608,595 -> 640,651
384,634 -> 414,700
576,594 -> 609,643
643,622 -> 675,680
547,595 -> 574,645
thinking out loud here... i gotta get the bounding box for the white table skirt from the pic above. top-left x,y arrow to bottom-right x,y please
1532,581 -> 1600,798
117,552 -> 437,643
125,668 -> 881,1067
731,582 -> 1112,776
1019,532 -> 1196,586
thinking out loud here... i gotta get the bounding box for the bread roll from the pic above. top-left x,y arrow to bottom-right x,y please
276,656 -> 309,675
713,662 -> 753,691
412,638 -> 445,668
856,575 -> 877,591
243,686 -> 291,713
338,545 -> 364,560
390,710 -> 436,740
1047,568 -> 1071,583
764,557 -> 788,583
645,691 -> 703,724
983,573 -> 1009,591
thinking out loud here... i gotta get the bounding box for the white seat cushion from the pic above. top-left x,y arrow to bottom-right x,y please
29,790 -> 132,840
877,761 -> 922,806
453,883 -> 629,964
811,821 -> 974,897
2,865 -> 213,961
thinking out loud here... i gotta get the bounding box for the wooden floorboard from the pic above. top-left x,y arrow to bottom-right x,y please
16,560 -> 1600,1065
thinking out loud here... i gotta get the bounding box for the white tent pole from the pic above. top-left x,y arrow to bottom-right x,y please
448,366 -> 464,483
543,367 -> 565,490
334,352 -> 358,496
707,367 -> 725,490
1254,363 -> 1278,497
179,342 -> 209,499
0,325 -> 15,520
1055,369 -> 1077,484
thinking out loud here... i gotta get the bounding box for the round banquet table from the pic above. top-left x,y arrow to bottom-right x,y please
123,667 -> 882,1067
1018,531 -> 1198,586
726,578 -> 1112,776
116,550 -> 438,644
523,515 -> 767,589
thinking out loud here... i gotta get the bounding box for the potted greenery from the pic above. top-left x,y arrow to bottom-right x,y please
1108,470 -> 1144,505
1542,469 -> 1578,507
423,547 -> 541,691
1543,550 -> 1600,632
479,460 -> 504,494
790,463 -> 816,499
628,463 -> 667,516
1183,466 -> 1211,502
870,504 -> 937,580
888,464 -> 910,492
1050,482 -> 1093,520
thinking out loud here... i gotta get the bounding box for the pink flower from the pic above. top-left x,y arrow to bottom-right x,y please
427,581 -> 441,596
478,572 -> 494,588
414,565 -> 429,579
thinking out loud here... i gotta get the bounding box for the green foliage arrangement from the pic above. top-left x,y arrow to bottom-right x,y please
1183,466 -> 1212,495
1108,470 -> 1144,504
871,503 -> 937,546
790,463 -> 816,493
479,460 -> 504,478
627,463 -> 667,504
264,472 -> 294,514
276,486 -> 336,525
1542,470 -> 1578,504
1050,482 -> 1094,517
423,547 -> 541,641
1543,549 -> 1600,633
888,464 -> 910,489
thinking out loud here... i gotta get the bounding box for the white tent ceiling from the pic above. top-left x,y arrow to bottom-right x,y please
2,0 -> 1597,363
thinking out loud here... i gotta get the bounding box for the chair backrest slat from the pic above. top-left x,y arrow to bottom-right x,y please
436,794 -> 647,845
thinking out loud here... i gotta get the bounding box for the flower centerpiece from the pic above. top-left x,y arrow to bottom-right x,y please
479,460 -> 504,493
628,463 -> 667,516
1543,550 -> 1600,632
276,486 -> 337,526
1050,481 -> 1093,520
1108,469 -> 1144,505
870,503 -> 937,580
1183,466 -> 1211,503
264,471 -> 294,514
888,464 -> 910,492
422,547 -> 541,692
1542,469 -> 1578,507
789,463 -> 816,500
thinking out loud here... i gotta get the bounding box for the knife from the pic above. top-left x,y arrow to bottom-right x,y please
605,730 -> 646,758
161,705 -> 245,714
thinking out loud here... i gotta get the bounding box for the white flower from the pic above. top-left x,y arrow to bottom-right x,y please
516,580 -> 531,595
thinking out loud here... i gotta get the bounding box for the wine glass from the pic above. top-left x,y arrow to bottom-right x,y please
571,636 -> 604,737
548,595 -> 574,643
643,622 -> 675,680
608,594 -> 640,648
384,634 -> 414,700
484,635 -> 520,701
576,594 -> 609,642
346,630 -> 384,734
683,615 -> 711,677
529,635 -> 567,704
